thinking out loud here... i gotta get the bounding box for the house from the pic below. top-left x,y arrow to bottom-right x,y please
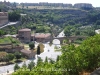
74,3 -> 93,8
18,28 -> 31,43
34,33 -> 52,43
0,12 -> 8,26
18,28 -> 52,43
20,49 -> 36,59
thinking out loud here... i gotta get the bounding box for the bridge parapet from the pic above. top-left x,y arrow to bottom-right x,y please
52,36 -> 88,44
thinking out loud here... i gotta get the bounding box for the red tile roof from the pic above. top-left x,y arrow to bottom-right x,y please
20,49 -> 31,54
19,28 -> 31,32
0,12 -> 8,16
35,33 -> 51,38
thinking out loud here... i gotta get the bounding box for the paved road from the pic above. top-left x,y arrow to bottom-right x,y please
0,22 -> 19,29
57,30 -> 65,37
0,30 -> 64,75
95,29 -> 100,34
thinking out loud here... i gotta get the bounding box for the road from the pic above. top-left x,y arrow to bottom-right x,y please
0,30 -> 64,75
95,29 -> 100,34
0,22 -> 19,29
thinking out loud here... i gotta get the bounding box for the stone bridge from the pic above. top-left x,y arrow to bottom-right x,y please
52,36 -> 87,44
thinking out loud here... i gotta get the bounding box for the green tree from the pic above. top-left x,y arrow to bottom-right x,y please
3,55 -> 9,63
49,58 -> 55,64
14,52 -> 22,61
87,29 -> 95,36
79,34 -> 100,71
13,2 -> 17,8
29,42 -> 35,50
8,53 -> 14,61
64,26 -> 72,37
8,11 -> 21,22
37,57 -> 43,66
56,55 -> 60,62
4,53 -> 14,63
60,34 -> 100,75
0,30 -> 6,36
75,30 -> 80,35
0,52 -> 7,63
14,63 -> 20,71
37,45 -> 40,55
28,61 -> 35,71
22,62 -> 27,70
44,56 -> 48,63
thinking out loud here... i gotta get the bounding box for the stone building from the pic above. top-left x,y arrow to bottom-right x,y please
0,12 -> 8,26
18,28 -> 31,43
34,33 -> 52,43
18,28 -> 52,43
74,3 -> 93,8
20,49 -> 36,59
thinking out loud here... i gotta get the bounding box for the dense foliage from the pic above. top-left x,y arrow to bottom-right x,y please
29,42 -> 35,50
14,52 -> 22,61
8,11 -> 21,22
37,45 -> 40,55
12,34 -> 100,75
3,8 -> 100,37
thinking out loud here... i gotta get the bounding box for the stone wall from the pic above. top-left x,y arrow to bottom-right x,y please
0,44 -> 24,53
0,12 -> 8,26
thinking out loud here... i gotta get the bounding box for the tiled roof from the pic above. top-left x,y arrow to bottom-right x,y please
35,33 -> 51,38
0,12 -> 8,16
19,28 -> 31,32
20,49 -> 31,54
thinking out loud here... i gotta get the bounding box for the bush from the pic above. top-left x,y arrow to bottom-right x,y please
29,42 -> 35,50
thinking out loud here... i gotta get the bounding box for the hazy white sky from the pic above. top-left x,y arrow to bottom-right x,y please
1,0 -> 100,7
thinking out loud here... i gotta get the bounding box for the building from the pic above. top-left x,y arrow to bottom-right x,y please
18,28 -> 52,43
74,3 -> 93,8
34,33 -> 52,43
18,28 -> 31,43
0,12 -> 8,26
20,2 -> 72,8
20,49 -> 36,59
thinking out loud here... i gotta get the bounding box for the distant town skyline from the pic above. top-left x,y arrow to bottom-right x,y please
1,0 -> 100,7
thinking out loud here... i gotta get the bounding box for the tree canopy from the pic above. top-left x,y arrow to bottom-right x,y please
8,11 -> 21,22
12,34 -> 100,75
29,42 -> 35,50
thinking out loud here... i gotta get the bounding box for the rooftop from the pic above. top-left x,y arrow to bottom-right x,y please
0,12 -> 8,16
20,49 -> 31,54
35,33 -> 51,38
19,28 -> 31,32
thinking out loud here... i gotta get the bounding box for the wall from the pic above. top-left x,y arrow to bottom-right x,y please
0,12 -> 8,26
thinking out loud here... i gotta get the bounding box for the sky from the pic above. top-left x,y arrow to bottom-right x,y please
1,0 -> 100,7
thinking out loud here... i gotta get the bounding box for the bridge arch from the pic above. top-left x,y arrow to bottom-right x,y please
52,39 -> 60,45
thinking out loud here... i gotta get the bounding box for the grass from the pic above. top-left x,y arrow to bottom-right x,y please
74,40 -> 83,44
24,44 -> 29,50
0,37 -> 11,44
61,43 -> 80,47
24,43 -> 44,53
0,37 -> 21,44
54,46 -> 59,49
